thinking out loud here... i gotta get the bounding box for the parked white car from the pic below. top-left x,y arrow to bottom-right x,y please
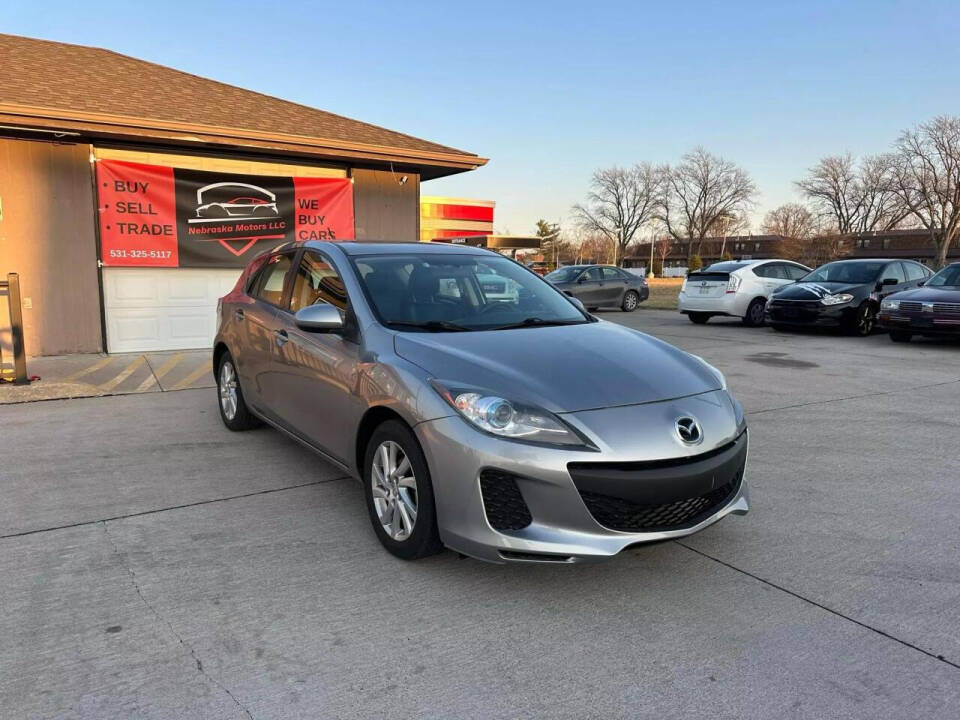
678,259 -> 811,326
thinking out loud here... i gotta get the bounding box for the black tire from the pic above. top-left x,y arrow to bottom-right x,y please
621,290 -> 641,312
890,330 -> 913,343
216,351 -> 260,431
363,420 -> 443,560
847,302 -> 877,337
742,298 -> 766,327
688,312 -> 711,324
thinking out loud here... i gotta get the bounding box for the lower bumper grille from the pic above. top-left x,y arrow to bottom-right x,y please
480,469 -> 533,532
579,471 -> 742,533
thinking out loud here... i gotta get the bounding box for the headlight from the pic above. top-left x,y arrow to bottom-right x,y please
881,298 -> 900,311
821,293 -> 854,306
689,355 -> 727,390
431,381 -> 586,447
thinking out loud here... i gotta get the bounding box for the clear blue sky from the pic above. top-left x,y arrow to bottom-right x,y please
5,0 -> 959,234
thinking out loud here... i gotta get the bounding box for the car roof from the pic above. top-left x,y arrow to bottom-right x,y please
822,258 -> 899,264
318,241 -> 494,257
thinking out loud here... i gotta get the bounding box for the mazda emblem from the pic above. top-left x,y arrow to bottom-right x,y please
675,416 -> 703,445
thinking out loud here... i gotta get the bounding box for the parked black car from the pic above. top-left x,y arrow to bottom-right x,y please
545,265 -> 649,311
878,262 -> 960,342
765,259 -> 933,336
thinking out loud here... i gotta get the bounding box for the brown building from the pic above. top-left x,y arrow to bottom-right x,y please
0,34 -> 486,355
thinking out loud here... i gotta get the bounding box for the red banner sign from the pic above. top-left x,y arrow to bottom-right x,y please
96,160 -> 354,267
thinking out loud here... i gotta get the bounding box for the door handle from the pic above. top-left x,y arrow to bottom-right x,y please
275,329 -> 289,347
234,309 -> 245,321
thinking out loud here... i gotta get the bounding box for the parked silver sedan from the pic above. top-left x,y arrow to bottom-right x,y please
213,242 -> 748,563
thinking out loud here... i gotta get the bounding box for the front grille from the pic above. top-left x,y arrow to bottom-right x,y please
479,469 -> 532,532
933,302 -> 960,314
579,472 -> 741,533
899,301 -> 923,313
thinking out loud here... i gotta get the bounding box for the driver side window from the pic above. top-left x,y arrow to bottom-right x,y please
582,267 -> 603,282
289,252 -> 349,314
881,263 -> 906,284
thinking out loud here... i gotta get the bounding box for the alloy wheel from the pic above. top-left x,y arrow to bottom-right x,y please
219,360 -> 238,420
371,440 -> 418,541
624,292 -> 638,310
858,305 -> 875,335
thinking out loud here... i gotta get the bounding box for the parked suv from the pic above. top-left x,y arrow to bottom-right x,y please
677,260 -> 811,326
213,242 -> 748,563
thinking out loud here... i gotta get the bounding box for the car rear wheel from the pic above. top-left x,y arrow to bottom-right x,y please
890,330 -> 913,343
688,312 -> 711,324
217,351 -> 259,431
847,302 -> 876,337
363,420 -> 443,560
742,298 -> 766,327
621,290 -> 640,312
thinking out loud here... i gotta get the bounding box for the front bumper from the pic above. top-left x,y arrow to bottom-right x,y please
879,312 -> 960,335
765,300 -> 855,327
415,390 -> 749,563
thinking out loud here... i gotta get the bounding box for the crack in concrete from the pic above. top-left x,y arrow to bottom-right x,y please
675,540 -> 960,672
100,521 -> 255,720
747,377 -> 960,416
0,476 -> 351,541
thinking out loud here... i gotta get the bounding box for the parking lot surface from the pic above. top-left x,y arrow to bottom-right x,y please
2,311 -> 959,719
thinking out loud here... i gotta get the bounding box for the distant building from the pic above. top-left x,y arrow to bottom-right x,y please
420,197 -> 495,242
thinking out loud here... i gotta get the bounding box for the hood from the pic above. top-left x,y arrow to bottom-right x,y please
394,321 -> 721,413
773,281 -> 867,300
888,285 -> 960,302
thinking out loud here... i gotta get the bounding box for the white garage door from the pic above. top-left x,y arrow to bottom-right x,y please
103,268 -> 243,353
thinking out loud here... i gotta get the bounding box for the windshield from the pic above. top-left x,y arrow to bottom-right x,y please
802,261 -> 885,284
703,262 -> 749,272
354,254 -> 589,331
545,266 -> 585,283
928,264 -> 960,287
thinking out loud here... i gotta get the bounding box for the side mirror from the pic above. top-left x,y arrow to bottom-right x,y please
294,303 -> 343,331
568,296 -> 587,313
880,278 -> 899,287
918,280 -> 927,286
577,276 -> 587,283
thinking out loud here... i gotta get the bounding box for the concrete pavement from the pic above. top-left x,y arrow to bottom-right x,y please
2,310 -> 959,719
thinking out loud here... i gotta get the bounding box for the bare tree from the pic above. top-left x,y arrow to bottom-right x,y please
885,115 -> 960,269
572,163 -> 660,266
654,236 -> 674,274
796,153 -> 906,234
761,203 -> 819,263
658,148 -> 757,263
761,203 -> 816,240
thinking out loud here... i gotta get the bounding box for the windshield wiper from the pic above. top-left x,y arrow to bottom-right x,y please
491,317 -> 586,330
385,320 -> 472,332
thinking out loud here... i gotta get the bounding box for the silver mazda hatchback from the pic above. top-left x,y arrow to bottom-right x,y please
214,242 -> 748,563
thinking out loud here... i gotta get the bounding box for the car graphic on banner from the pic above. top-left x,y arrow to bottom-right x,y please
191,182 -> 280,222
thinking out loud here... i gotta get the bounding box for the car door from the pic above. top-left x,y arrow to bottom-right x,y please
573,267 -> 604,305
272,250 -> 363,464
238,252 -> 295,416
601,267 -> 628,304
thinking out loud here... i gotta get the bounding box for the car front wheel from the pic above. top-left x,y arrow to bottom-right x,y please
363,420 -> 443,560
848,302 -> 876,337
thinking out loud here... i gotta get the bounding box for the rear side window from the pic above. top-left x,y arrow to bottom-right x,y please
601,267 -> 624,280
252,254 -> 293,308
